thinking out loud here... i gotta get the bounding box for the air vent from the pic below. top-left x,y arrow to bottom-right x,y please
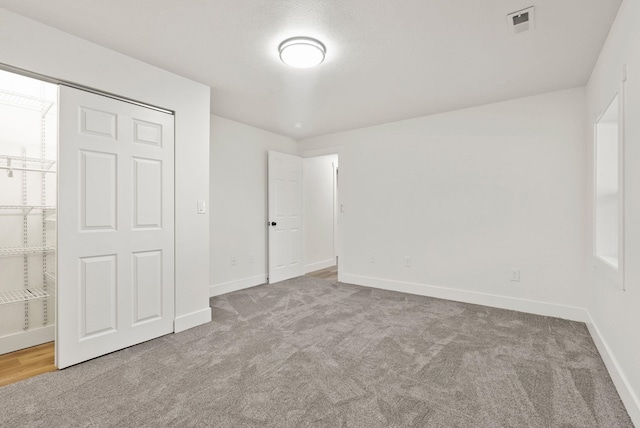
507,7 -> 535,35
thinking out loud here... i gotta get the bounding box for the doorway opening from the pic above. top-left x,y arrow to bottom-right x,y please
303,153 -> 339,281
0,69 -> 58,383
267,149 -> 341,285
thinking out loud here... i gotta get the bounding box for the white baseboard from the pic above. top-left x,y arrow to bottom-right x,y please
0,325 -> 55,355
209,274 -> 267,297
174,307 -> 211,333
341,274 -> 589,322
304,259 -> 336,274
586,313 -> 640,426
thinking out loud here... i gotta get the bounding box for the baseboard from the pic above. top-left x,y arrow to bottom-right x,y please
586,313 -> 640,426
341,274 -> 589,322
209,274 -> 267,297
174,307 -> 212,333
0,325 -> 54,355
304,259 -> 336,274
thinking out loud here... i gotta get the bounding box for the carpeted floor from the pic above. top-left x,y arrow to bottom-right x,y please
0,276 -> 633,427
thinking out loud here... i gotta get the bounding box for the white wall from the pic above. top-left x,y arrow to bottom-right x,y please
0,8 -> 212,332
299,88 -> 588,320
210,115 -> 297,296
586,0 -> 640,423
303,154 -> 338,273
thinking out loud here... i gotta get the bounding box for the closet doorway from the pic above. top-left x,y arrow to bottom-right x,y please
0,70 -> 57,358
0,68 -> 176,373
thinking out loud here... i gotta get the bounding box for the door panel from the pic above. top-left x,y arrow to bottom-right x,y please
133,157 -> 163,228
80,150 -> 117,230
132,250 -> 163,324
80,255 -> 117,338
57,86 -> 174,368
80,107 -> 117,138
268,151 -> 303,283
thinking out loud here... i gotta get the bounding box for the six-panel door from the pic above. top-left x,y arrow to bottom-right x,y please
57,86 -> 174,369
268,151 -> 303,283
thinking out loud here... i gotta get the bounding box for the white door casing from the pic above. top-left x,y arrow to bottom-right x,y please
57,86 -> 174,368
268,151 -> 303,283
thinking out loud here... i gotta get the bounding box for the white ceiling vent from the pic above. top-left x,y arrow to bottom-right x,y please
507,7 -> 535,35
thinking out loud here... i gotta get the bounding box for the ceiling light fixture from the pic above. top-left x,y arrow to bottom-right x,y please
278,37 -> 326,68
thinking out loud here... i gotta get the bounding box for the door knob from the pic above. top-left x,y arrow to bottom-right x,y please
270,221 -> 277,226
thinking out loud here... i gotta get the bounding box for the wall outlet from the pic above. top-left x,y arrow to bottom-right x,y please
369,255 -> 375,264
231,256 -> 237,266
248,254 -> 254,264
510,269 -> 520,282
404,256 -> 412,267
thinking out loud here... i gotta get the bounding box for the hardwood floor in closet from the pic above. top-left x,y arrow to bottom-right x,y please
306,265 -> 338,282
0,342 -> 56,387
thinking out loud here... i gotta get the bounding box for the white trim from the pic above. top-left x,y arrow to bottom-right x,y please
586,312 -> 640,425
618,81 -> 626,291
592,90 -> 625,290
304,259 -> 336,274
0,325 -> 54,355
173,307 -> 211,333
209,274 -> 267,297
301,146 -> 344,158
341,274 -> 588,322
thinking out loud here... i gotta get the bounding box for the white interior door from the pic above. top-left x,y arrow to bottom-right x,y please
268,151 -> 303,283
57,86 -> 174,369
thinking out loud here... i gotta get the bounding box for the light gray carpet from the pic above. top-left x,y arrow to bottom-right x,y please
0,276 -> 633,427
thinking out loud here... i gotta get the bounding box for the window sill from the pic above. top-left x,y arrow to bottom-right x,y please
596,255 -> 618,270
594,255 -> 623,289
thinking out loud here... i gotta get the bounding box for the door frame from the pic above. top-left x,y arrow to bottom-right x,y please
301,146 -> 344,283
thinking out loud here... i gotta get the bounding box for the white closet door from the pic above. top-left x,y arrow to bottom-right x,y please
268,151 -> 303,283
57,86 -> 174,369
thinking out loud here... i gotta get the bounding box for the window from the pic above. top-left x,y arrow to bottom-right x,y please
594,94 -> 622,275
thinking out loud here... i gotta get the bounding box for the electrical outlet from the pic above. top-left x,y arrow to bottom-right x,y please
231,256 -> 237,266
248,254 -> 254,264
510,269 -> 520,282
404,256 -> 412,267
369,255 -> 375,264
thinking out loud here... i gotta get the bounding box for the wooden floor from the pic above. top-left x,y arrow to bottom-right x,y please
305,265 -> 338,282
0,342 -> 56,387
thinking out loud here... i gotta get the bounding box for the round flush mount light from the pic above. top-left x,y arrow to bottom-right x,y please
278,37 -> 326,68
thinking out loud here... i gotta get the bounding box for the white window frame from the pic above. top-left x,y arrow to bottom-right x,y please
593,89 -> 625,289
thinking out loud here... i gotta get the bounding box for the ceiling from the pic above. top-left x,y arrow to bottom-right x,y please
0,0 -> 622,139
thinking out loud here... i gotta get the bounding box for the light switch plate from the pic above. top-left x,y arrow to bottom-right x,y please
197,200 -> 206,214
